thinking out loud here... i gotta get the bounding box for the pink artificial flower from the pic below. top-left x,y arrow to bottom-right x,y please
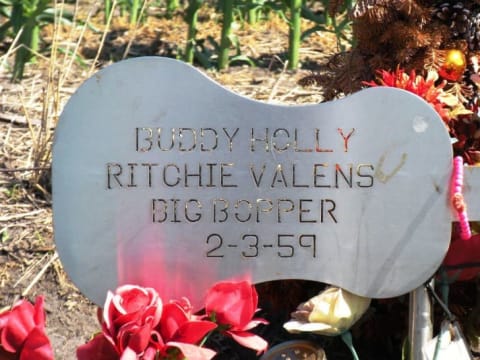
77,285 -> 217,360
364,68 -> 452,124
76,333 -> 118,360
151,298 -> 217,360
0,296 -> 54,360
204,281 -> 268,354
77,285 -> 162,360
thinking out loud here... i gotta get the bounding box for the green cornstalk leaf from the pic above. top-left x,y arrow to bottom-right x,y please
12,21 -> 40,81
229,33 -> 240,52
0,0 -> 12,18
329,12 -> 353,50
301,24 -> 328,41
230,54 -> 255,66
11,0 -> 23,33
166,0 -> 178,18
298,1 -> 353,49
129,0 -> 139,25
37,8 -> 74,24
218,0 -> 234,69
184,0 -> 203,64
11,0 -> 46,81
287,0 -> 301,69
248,6 -> 257,24
104,0 -> 112,24
3,0 -> 72,81
56,46 -> 89,69
244,0 -> 266,24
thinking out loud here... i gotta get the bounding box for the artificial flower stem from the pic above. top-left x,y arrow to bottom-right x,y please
198,330 -> 213,348
341,331 -> 360,360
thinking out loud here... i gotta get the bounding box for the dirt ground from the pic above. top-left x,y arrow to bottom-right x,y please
1,3 -> 479,360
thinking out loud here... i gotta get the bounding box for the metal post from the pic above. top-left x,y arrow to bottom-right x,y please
408,281 -> 434,360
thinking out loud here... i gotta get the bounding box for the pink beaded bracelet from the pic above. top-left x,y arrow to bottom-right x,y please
451,156 -> 471,240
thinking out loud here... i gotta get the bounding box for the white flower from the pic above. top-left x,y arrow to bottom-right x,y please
283,287 -> 371,336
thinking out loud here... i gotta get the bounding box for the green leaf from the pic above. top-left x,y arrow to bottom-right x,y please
228,33 -> 239,51
0,228 -> 10,244
301,24 -> 329,41
36,8 -> 74,25
194,47 -> 215,69
55,46 -> 89,69
0,6 -> 11,17
229,54 -> 255,67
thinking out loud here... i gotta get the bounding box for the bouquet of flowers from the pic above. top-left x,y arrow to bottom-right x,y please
0,280 -> 268,360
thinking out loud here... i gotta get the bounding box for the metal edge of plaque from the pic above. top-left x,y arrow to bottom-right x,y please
52,56 -> 453,305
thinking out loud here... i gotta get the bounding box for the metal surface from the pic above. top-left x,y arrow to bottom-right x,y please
409,282 -> 434,360
52,57 -> 453,307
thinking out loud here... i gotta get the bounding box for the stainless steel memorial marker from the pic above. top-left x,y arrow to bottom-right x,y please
53,57 -> 458,309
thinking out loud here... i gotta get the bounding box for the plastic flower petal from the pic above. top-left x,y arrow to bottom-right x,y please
1,301 -> 38,352
283,287 -> 371,336
76,333 -> 118,360
97,285 -> 163,357
205,280 -> 268,353
364,68 -> 468,126
19,326 -> 55,360
228,330 -> 268,352
0,296 -> 53,360
103,285 -> 162,338
154,299 -> 217,357
158,301 -> 192,341
205,281 -> 266,331
167,341 -> 217,360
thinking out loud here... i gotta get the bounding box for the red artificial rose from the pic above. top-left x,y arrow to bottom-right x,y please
204,281 -> 268,354
76,333 -> 118,360
151,298 -> 217,360
77,285 -> 163,360
0,296 -> 54,360
77,286 -> 217,360
104,285 -> 163,356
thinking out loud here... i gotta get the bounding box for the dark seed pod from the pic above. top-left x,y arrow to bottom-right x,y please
434,2 -> 480,51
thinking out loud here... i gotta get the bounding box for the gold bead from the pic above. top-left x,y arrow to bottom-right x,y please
439,49 -> 467,81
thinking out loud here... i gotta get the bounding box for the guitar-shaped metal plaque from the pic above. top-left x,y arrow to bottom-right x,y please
53,57 -> 461,308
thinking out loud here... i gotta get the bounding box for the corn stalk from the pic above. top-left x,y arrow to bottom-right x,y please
7,0 -> 49,81
104,0 -> 112,24
218,0 -> 234,70
247,0 -> 257,24
129,0 -> 140,25
184,0 -> 202,64
288,0 -> 301,69
166,0 -> 178,17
